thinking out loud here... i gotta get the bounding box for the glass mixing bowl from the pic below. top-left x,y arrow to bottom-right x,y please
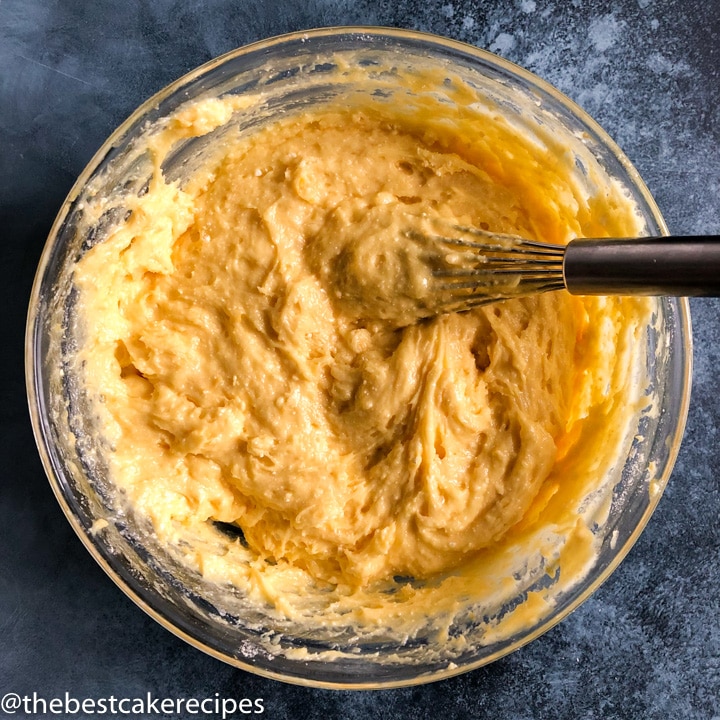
26,27 -> 691,688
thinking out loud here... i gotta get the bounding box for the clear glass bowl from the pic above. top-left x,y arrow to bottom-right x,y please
26,27 -> 691,688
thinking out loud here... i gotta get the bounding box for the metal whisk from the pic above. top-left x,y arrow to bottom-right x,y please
415,222 -> 720,314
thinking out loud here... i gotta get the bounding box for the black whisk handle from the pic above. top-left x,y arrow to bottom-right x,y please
563,236 -> 720,297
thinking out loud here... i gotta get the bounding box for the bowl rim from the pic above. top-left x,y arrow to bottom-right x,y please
25,25 -> 693,689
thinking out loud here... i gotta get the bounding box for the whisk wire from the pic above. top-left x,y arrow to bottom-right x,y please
416,225 -> 567,311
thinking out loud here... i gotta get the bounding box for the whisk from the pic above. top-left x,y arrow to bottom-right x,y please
413,221 -> 720,315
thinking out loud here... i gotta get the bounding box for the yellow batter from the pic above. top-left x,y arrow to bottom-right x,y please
73,73 -> 651,643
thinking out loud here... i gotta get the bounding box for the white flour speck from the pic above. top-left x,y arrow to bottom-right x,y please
647,51 -> 692,76
491,32 -> 516,55
588,14 -> 622,52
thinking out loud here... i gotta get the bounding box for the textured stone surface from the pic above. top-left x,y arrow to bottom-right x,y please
2,0 -> 719,717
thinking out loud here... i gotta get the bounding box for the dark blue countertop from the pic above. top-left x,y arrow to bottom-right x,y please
2,1 -> 719,718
